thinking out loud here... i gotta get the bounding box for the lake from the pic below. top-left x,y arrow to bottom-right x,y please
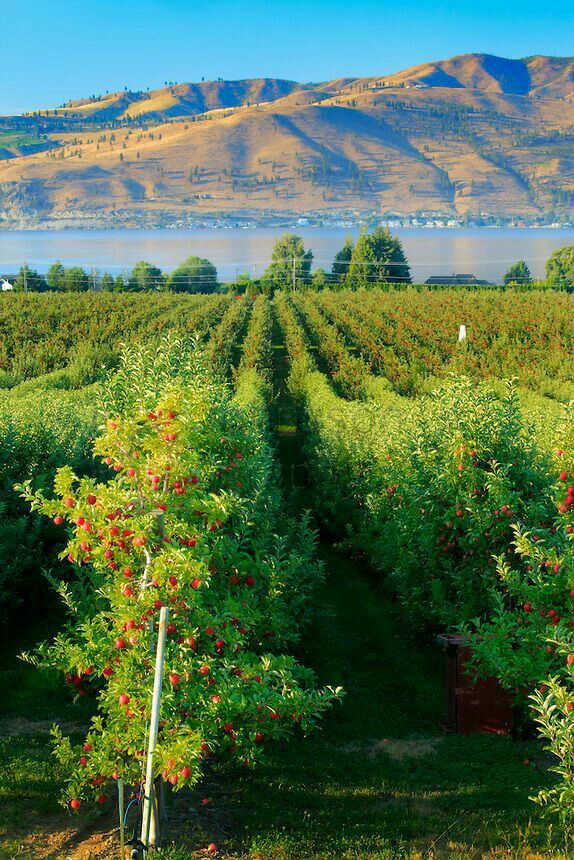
0,227 -> 573,284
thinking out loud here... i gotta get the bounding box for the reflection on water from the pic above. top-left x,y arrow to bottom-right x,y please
0,227 -> 572,283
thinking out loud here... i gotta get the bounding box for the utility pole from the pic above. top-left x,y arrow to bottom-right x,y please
23,263 -> 27,293
292,257 -> 296,291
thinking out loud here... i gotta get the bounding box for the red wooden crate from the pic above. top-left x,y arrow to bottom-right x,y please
437,634 -> 513,736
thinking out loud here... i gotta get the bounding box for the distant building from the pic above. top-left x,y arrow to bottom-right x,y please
425,273 -> 493,286
1,279 -> 13,291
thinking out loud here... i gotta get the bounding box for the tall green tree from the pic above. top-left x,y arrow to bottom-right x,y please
546,245 -> 574,288
312,267 -> 329,290
127,261 -> 164,291
330,235 -> 354,287
62,267 -> 89,292
345,227 -> 410,289
46,261 -> 66,291
99,272 -> 115,292
263,233 -> 313,293
503,260 -> 532,288
168,256 -> 218,293
14,265 -> 47,292
113,273 -> 126,292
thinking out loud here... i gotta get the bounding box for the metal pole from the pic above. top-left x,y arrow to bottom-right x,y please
143,510 -> 166,849
140,605 -> 169,851
118,778 -> 125,858
292,257 -> 296,291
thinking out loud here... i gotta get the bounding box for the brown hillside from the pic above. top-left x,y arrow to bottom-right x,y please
1,54 -> 573,224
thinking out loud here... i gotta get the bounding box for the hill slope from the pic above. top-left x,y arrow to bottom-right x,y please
45,78 -> 302,123
372,53 -> 574,98
1,54 -> 573,226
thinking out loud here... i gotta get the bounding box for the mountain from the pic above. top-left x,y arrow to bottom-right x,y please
373,53 -> 574,99
40,78 -> 303,123
0,53 -> 573,227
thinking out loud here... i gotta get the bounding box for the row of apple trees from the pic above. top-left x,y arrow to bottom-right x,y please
276,292 -> 574,821
20,333 -> 340,809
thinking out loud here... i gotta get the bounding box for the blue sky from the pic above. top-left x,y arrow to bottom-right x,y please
2,0 -> 573,114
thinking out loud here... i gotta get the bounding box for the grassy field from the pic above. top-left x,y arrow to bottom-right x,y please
0,130 -> 44,151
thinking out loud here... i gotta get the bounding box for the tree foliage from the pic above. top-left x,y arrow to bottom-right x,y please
330,235 -> 354,288
99,273 -> 115,292
128,261 -> 164,292
62,266 -> 90,292
168,256 -> 218,294
546,245 -> 574,288
344,227 -> 410,288
504,260 -> 532,287
47,262 -> 66,291
14,265 -> 47,292
20,337 -> 340,809
263,234 -> 313,293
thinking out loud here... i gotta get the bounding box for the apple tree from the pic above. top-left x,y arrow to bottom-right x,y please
20,337 -> 340,810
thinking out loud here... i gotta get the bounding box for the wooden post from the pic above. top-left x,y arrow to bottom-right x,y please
140,606 -> 169,851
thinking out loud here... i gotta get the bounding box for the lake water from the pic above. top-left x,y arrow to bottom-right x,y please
1,227 -> 573,284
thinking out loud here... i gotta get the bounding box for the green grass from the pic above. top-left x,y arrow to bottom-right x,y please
0,623 -> 95,848
0,131 -> 42,150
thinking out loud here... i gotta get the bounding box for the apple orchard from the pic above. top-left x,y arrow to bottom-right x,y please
3,287 -> 574,854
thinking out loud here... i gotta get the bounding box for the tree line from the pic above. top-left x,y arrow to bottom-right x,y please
6,256 -> 218,294
4,233 -> 574,295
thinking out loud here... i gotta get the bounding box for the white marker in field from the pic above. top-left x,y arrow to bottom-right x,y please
458,325 -> 467,342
